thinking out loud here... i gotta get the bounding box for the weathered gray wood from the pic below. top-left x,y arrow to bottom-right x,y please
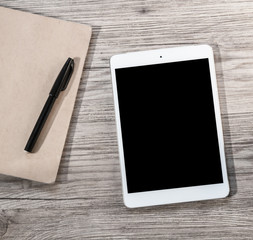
0,0 -> 253,239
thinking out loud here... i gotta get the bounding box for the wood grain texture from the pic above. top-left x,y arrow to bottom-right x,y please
0,0 -> 252,239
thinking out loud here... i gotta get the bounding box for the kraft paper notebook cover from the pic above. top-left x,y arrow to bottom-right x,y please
0,6 -> 92,183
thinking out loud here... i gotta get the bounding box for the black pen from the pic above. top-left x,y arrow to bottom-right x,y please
25,58 -> 74,153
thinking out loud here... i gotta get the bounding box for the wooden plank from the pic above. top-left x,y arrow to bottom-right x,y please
1,197 -> 253,239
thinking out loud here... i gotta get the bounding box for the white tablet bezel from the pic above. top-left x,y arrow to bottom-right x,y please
110,45 -> 229,208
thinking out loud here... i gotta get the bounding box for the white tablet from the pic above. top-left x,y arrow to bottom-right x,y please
110,45 -> 229,208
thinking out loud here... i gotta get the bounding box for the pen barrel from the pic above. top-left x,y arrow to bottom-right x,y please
24,95 -> 56,152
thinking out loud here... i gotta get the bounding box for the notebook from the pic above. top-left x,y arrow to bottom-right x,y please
0,6 -> 92,183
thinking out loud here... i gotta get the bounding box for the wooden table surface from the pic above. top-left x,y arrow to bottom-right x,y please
0,0 -> 252,239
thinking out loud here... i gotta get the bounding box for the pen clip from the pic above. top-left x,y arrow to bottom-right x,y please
61,58 -> 74,91
50,58 -> 74,97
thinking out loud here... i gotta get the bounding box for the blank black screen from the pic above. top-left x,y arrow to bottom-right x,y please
115,58 -> 223,193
